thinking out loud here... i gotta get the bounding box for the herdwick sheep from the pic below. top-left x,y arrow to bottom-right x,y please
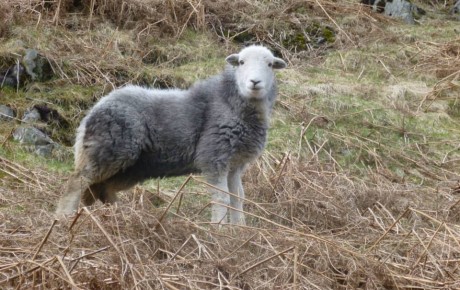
55,45 -> 287,225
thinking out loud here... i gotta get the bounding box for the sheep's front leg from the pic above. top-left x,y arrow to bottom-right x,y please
207,174 -> 230,224
228,168 -> 246,225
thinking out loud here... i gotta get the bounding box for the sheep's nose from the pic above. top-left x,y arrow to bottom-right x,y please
250,80 -> 261,86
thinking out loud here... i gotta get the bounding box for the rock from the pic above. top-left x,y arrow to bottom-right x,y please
22,104 -> 70,128
0,75 -> 17,87
451,0 -> 460,20
23,49 -> 38,80
22,49 -> 54,82
384,0 -> 417,24
13,126 -> 54,146
33,104 -> 69,127
0,63 -> 25,88
361,0 -> 425,24
33,143 -> 56,158
12,125 -> 58,158
0,105 -> 15,122
22,107 -> 41,123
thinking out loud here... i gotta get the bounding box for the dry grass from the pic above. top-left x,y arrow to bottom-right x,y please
411,38 -> 460,109
0,1 -> 14,38
1,154 -> 460,289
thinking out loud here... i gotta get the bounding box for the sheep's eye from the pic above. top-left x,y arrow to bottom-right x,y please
239,60 -> 244,65
268,63 -> 273,67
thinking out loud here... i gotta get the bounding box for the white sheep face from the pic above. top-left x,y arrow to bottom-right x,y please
226,46 -> 286,100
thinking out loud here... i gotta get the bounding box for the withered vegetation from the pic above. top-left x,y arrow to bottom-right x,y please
1,155 -> 460,289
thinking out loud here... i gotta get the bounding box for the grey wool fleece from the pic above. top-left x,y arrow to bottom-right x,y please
80,67 -> 274,183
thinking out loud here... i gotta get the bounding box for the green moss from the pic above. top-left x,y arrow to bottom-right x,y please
322,26 -> 335,43
280,22 -> 335,51
282,32 -> 309,50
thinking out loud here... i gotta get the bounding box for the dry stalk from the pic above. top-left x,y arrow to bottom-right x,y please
169,235 -> 192,261
158,175 -> 193,224
32,219 -> 57,260
82,207 -> 122,256
411,222 -> 444,273
56,255 -> 80,289
367,207 -> 410,253
237,246 -> 295,276
69,246 -> 110,273
0,256 -> 57,285
223,233 -> 258,259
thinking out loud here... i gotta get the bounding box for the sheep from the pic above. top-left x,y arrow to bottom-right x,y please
55,45 -> 287,225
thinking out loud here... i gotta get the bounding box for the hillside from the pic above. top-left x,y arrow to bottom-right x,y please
1,0 -> 460,289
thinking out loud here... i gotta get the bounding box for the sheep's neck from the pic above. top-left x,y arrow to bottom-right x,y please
248,99 -> 271,125
232,96 -> 271,127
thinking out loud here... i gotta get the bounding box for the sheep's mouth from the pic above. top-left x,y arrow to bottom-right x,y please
249,84 -> 263,91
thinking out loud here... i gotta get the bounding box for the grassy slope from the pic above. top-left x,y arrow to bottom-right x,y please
2,13 -> 458,184
271,16 -> 460,184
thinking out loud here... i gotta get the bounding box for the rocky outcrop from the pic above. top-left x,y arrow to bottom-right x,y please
384,0 -> 419,24
0,49 -> 53,89
451,0 -> 460,20
361,0 -> 425,24
22,107 -> 41,123
2,102 -> 71,159
12,125 -> 58,158
0,63 -> 25,88
22,49 -> 54,82
25,104 -> 70,128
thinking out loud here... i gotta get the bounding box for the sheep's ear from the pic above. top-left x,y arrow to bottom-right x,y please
273,57 -> 287,69
226,54 -> 240,66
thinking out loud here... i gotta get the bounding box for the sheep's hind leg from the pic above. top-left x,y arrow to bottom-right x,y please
99,189 -> 118,204
208,174 -> 230,225
81,183 -> 106,206
228,168 -> 246,225
80,178 -> 132,209
55,174 -> 91,215
94,175 -> 140,205
97,178 -> 136,204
